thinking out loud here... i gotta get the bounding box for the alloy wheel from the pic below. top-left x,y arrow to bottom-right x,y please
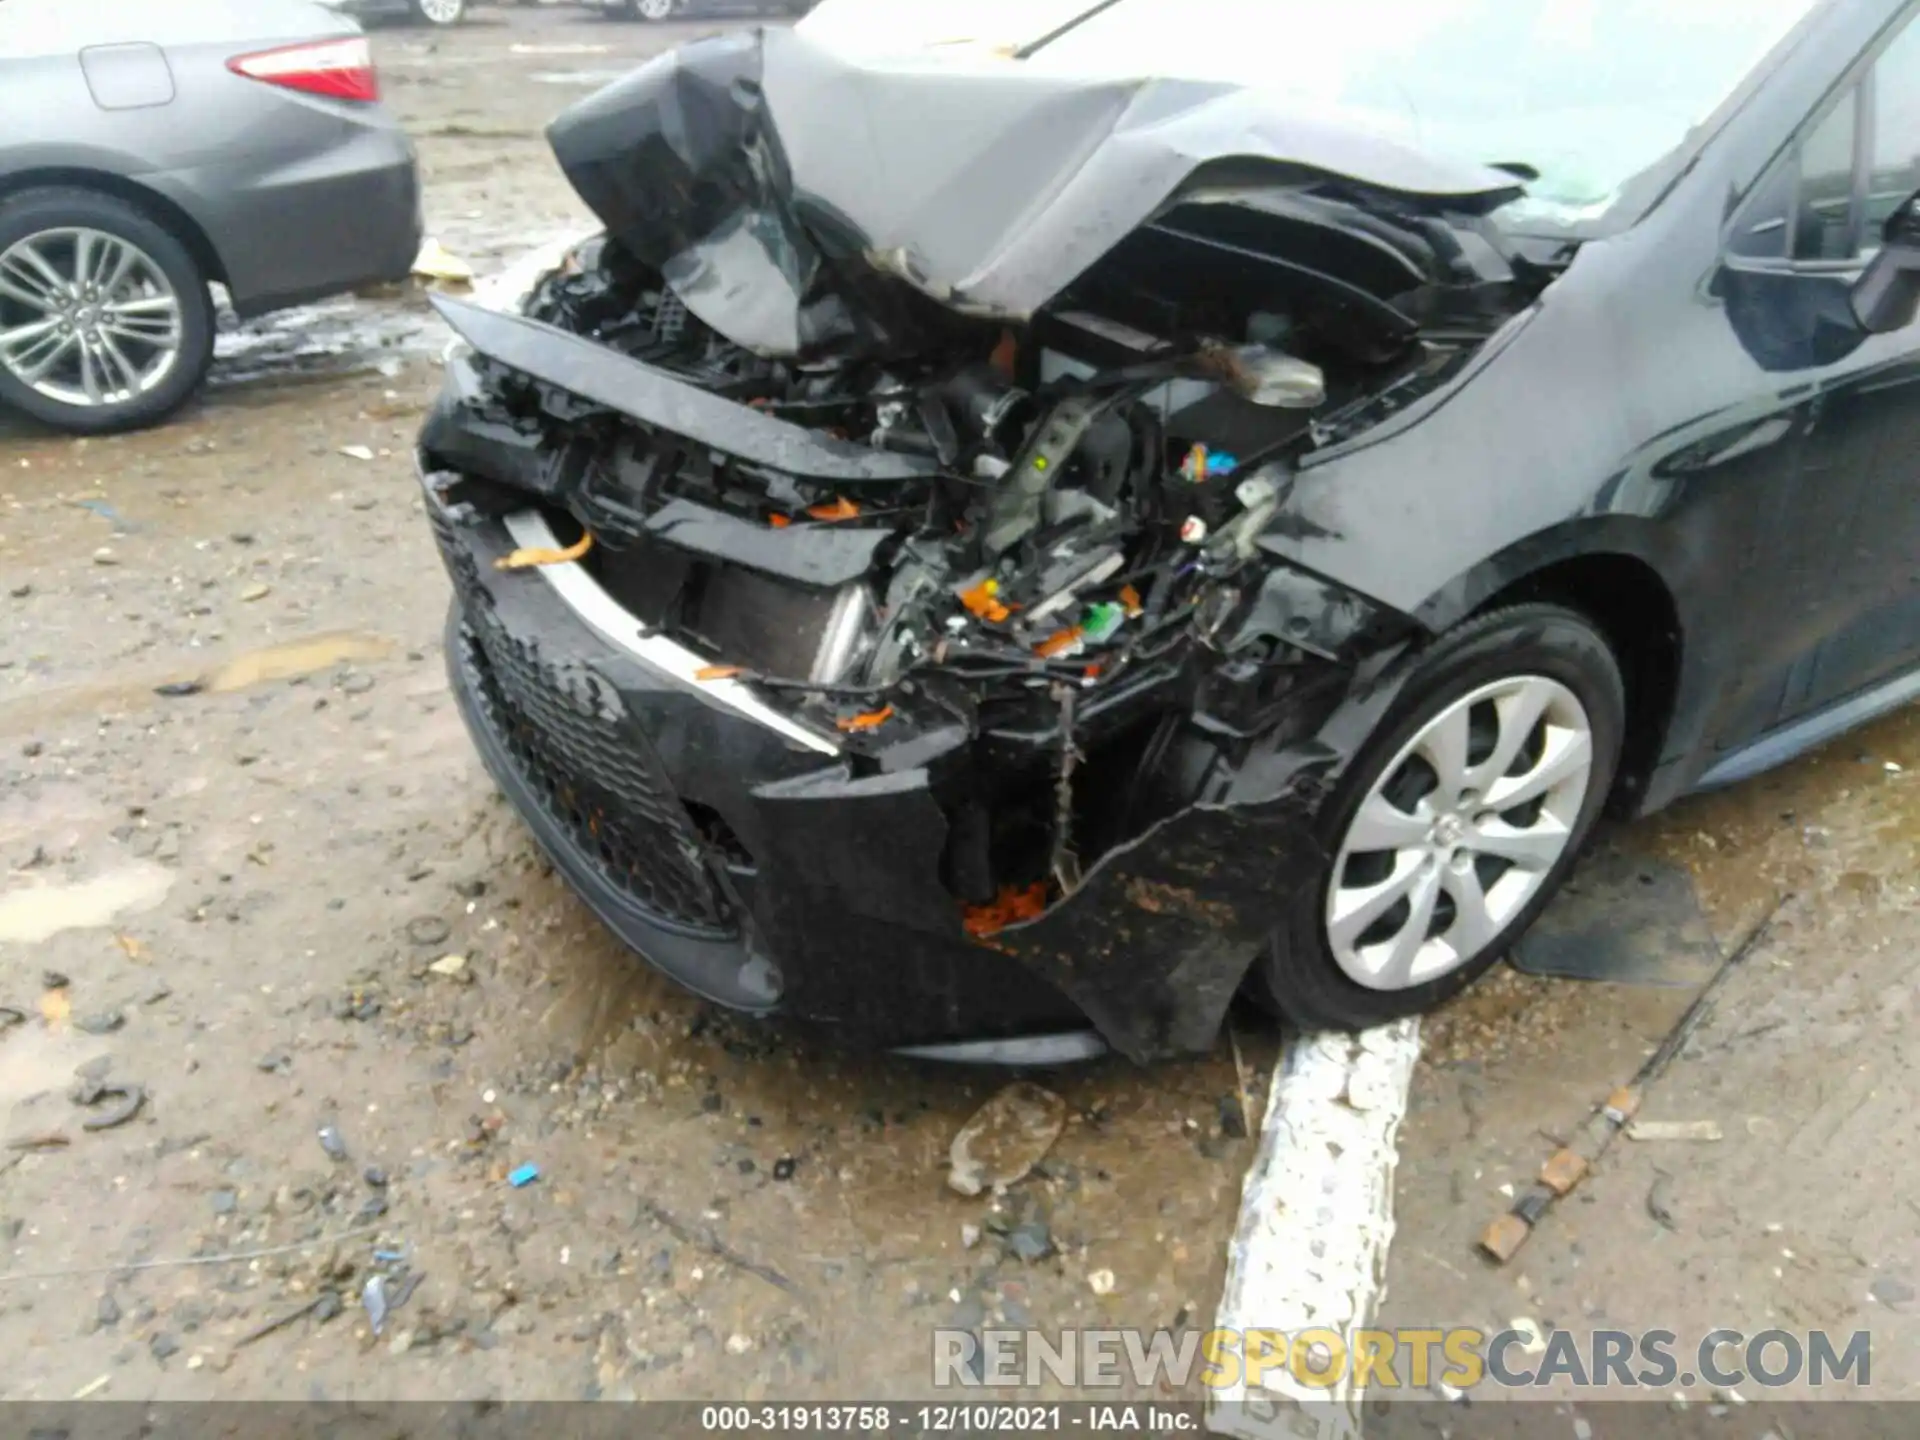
416,0 -> 466,24
636,0 -> 676,18
0,228 -> 184,411
1325,675 -> 1595,991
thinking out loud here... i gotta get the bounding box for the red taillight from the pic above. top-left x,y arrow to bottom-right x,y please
228,37 -> 378,103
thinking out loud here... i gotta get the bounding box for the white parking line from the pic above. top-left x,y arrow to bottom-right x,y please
1209,1019 -> 1423,1440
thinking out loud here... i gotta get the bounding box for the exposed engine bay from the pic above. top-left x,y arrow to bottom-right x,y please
420,23 -> 1556,947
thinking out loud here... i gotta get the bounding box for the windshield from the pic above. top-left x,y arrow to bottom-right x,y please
1032,0 -> 1821,228
802,0 -> 1823,231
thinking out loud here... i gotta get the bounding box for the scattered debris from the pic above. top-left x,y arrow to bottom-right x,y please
1087,1268 -> 1116,1296
947,1081 -> 1066,1197
73,1081 -> 146,1132
412,238 -> 476,285
154,679 -> 205,698
960,1223 -> 981,1250
76,498 -> 130,528
70,1374 -> 112,1400
1870,1276 -> 1915,1309
0,1222 -> 387,1284
232,1294 -> 326,1350
508,1163 -> 540,1188
1647,1173 -> 1679,1232
1225,1021 -> 1256,1137
362,1274 -> 390,1336
771,1156 -> 796,1181
725,1332 -> 754,1355
338,445 -> 377,463
1006,1218 -> 1054,1263
427,954 -> 468,978
1627,1119 -> 1724,1142
1479,897 -> 1790,1263
1218,1092 -> 1249,1140
403,915 -> 450,948
74,1010 -> 125,1035
317,1123 -> 349,1162
5,1132 -> 69,1152
633,1196 -> 799,1297
389,1270 -> 424,1312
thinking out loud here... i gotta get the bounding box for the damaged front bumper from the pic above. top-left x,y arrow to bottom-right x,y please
425,462 -> 1387,1062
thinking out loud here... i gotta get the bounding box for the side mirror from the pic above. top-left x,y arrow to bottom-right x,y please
1851,192 -> 1920,333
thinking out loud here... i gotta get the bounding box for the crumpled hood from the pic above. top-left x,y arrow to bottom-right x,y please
546,25 -> 1523,357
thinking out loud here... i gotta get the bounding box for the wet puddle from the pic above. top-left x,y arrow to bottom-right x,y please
528,69 -> 627,86
210,297 -> 440,391
203,631 -> 399,693
0,862 -> 173,947
0,631 -> 397,733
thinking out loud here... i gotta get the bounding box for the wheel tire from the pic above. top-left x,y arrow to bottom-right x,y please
1251,602 -> 1625,1032
0,187 -> 214,436
412,0 -> 467,25
634,0 -> 675,19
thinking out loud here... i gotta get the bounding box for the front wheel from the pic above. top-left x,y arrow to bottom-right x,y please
412,0 -> 467,25
1252,602 -> 1625,1031
633,0 -> 676,19
0,187 -> 214,435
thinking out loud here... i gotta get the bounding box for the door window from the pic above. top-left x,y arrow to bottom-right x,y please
1867,18 -> 1920,236
1731,7 -> 1920,263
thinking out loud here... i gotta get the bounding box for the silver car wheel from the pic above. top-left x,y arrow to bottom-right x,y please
636,0 -> 675,18
0,227 -> 184,411
417,0 -> 465,23
1325,675 -> 1594,991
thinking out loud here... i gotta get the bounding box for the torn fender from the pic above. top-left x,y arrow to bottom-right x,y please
985,637 -> 1425,1064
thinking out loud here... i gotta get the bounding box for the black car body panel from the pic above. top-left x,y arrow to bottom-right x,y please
426,459 -> 1418,1060
431,297 -> 941,480
547,25 -> 1524,355
420,0 -> 1920,1057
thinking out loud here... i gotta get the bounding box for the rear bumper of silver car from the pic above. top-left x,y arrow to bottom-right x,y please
150,124 -> 422,318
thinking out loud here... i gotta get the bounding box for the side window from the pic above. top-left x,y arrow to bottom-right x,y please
1730,9 -> 1920,264
1795,93 -> 1859,259
1866,20 -> 1920,240
1729,92 -> 1857,261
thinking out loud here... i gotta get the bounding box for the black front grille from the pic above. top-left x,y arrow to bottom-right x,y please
456,614 -> 734,935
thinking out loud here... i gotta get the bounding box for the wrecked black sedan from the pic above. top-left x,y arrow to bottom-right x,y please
417,0 -> 1920,1062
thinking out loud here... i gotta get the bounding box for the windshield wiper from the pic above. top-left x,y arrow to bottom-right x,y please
1014,0 -> 1127,59
1487,162 -> 1542,184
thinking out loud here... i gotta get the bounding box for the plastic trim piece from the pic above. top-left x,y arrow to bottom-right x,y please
501,509 -> 842,757
890,1030 -> 1109,1065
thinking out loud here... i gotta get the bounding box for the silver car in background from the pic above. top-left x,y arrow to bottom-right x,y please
0,0 -> 421,433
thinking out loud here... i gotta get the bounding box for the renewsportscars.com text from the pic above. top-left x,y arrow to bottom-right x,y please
932,1326 -> 1872,1392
